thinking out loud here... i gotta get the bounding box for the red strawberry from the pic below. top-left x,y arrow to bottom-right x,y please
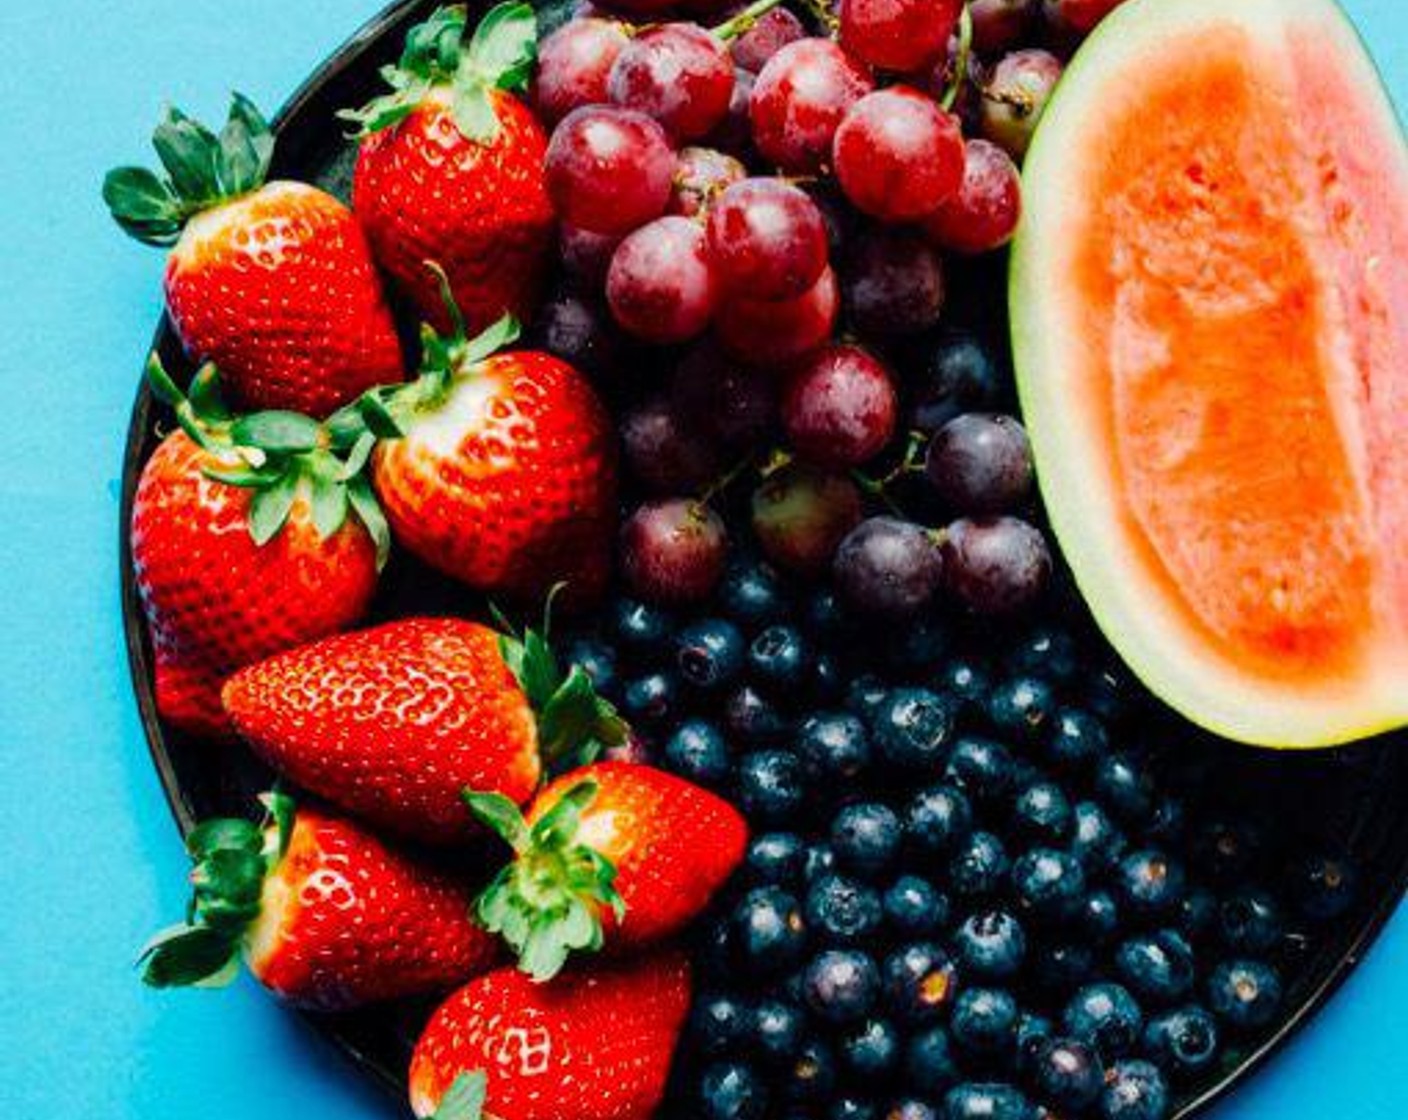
221,612 -> 626,844
138,793 -> 499,1010
466,761 -> 747,980
131,359 -> 385,740
348,285 -> 617,604
407,951 -> 692,1120
344,3 -> 553,335
104,95 -> 403,417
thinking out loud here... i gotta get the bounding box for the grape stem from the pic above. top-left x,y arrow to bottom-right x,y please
939,4 -> 974,113
712,0 -> 789,41
697,450 -> 758,506
795,0 -> 840,37
851,430 -> 927,518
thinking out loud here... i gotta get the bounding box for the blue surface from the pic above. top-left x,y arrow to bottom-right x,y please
0,0 -> 1406,1116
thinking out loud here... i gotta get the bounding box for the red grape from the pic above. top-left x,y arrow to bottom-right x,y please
606,215 -> 718,344
781,343 -> 898,468
832,86 -> 964,221
608,23 -> 735,141
838,0 -> 962,73
749,38 -> 875,174
706,178 -> 829,300
621,395 -> 724,493
546,106 -> 676,235
751,463 -> 863,576
670,343 -> 778,450
728,5 -> 806,72
715,264 -> 838,365
979,49 -> 1063,159
621,499 -> 729,605
534,18 -> 631,125
941,515 -> 1051,614
970,0 -> 1038,54
922,138 -> 1023,254
559,224 -> 623,288
834,517 -> 944,618
669,146 -> 747,218
707,67 -> 757,155
843,228 -> 945,336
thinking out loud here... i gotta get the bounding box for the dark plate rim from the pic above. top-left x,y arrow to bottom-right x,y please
117,0 -> 1408,1115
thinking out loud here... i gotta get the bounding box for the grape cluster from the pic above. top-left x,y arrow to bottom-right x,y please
558,578 -> 1359,1120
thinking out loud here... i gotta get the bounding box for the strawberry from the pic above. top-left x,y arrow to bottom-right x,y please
138,793 -> 499,1010
407,951 -> 692,1120
343,3 -> 553,335
104,95 -> 403,417
466,761 -> 748,980
338,279 -> 617,604
221,612 -> 626,844
131,358 -> 386,740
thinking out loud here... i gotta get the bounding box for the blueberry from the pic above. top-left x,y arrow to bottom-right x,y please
1099,1060 -> 1169,1120
1014,1012 -> 1055,1077
1011,781 -> 1073,843
1115,850 -> 1186,917
953,909 -> 1026,981
805,874 -> 884,945
986,675 -> 1056,743
948,830 -> 1010,898
563,637 -> 619,699
905,1027 -> 960,1095
1207,959 -> 1281,1030
1114,931 -> 1195,1006
911,331 -> 1008,432
1033,1038 -> 1103,1110
839,1018 -> 902,1079
1174,887 -> 1218,942
1142,1006 -> 1219,1079
802,950 -> 881,1024
1063,983 -> 1144,1060
797,712 -> 872,783
885,1098 -> 939,1120
830,1098 -> 879,1120
664,719 -> 732,787
1217,888 -> 1283,954
620,672 -> 681,728
1011,848 -> 1085,922
745,832 -> 807,885
749,624 -> 812,692
731,887 -> 808,974
699,1060 -> 769,1120
950,987 -> 1018,1056
935,656 -> 992,713
1070,800 -> 1128,873
812,652 -> 848,702
941,1084 -> 1032,1120
1094,753 -> 1157,825
883,875 -> 949,937
1046,707 -> 1108,769
1078,889 -> 1121,946
832,802 -> 903,878
1027,942 -> 1095,996
738,750 -> 806,825
884,619 -> 951,676
873,688 -> 958,772
1005,627 -> 1081,685
803,842 -> 838,881
690,993 -> 753,1058
944,736 -> 1016,802
882,942 -> 958,1025
721,559 -> 789,628
677,619 -> 747,691
1189,818 -> 1263,883
725,686 -> 791,747
904,784 -> 974,858
784,1037 -> 838,1104
1290,853 -> 1357,922
846,674 -> 892,724
753,998 -> 806,1066
610,598 -> 673,658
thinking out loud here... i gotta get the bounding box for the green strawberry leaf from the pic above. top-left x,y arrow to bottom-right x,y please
102,166 -> 184,246
449,78 -> 500,145
186,363 -> 231,424
464,2 -> 537,92
185,818 -> 263,861
347,475 -> 393,571
461,313 -> 521,365
434,1071 -> 487,1120
537,668 -> 629,770
217,92 -> 275,196
528,779 -> 597,848
247,468 -> 299,546
231,410 -> 323,455
258,789 -> 297,859
309,464 -> 350,539
152,105 -> 223,204
462,789 -> 531,853
137,925 -> 240,989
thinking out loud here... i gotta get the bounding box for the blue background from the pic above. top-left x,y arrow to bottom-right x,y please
0,0 -> 1404,1115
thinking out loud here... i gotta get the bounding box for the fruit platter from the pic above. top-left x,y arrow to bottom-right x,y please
114,0 -> 1408,1118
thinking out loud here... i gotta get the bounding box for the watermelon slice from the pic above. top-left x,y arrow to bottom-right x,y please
1011,0 -> 1408,747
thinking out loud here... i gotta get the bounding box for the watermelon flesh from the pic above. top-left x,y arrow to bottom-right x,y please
1012,0 -> 1408,746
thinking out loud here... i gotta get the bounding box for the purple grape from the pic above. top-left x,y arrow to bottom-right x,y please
621,396 -> 724,494
670,344 -> 778,451
843,229 -> 946,337
924,413 -> 1033,514
834,517 -> 944,617
621,499 -> 729,605
751,464 -> 864,577
534,293 -> 621,379
941,515 -> 1051,615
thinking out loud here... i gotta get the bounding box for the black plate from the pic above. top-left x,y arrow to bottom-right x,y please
121,1 -> 1408,1114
